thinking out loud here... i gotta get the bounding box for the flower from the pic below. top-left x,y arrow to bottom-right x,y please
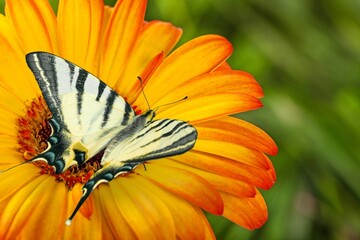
0,0 -> 277,239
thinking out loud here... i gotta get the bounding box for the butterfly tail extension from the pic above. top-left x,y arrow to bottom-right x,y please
66,162 -> 138,225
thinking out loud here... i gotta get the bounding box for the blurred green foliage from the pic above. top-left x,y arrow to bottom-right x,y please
148,1 -> 360,239
1,0 -> 359,239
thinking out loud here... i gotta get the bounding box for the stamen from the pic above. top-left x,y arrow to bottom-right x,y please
16,96 -> 142,189
16,97 -> 103,189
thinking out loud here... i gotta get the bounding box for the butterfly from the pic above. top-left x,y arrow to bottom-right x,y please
20,52 -> 198,225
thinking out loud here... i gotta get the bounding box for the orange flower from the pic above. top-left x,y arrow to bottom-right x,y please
0,0 -> 277,239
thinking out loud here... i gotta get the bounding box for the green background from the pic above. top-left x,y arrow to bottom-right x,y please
1,0 -> 360,239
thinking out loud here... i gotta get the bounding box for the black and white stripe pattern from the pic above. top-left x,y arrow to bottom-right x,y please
101,117 -> 197,165
26,52 -> 135,131
65,114 -> 197,225
25,52 -> 198,224
25,52 -> 136,171
26,52 -> 136,157
26,51 -> 197,174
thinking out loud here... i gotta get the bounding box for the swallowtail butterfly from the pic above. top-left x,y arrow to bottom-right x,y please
22,52 -> 197,224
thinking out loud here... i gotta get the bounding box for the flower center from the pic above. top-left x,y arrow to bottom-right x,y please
17,97 -> 102,189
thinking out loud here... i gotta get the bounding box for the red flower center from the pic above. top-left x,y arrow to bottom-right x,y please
16,97 -> 102,189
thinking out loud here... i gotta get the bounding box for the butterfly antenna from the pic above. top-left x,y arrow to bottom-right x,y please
153,96 -> 188,112
0,161 -> 31,174
137,76 -> 151,110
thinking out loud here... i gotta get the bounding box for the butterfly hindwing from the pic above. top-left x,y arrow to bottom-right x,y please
25,52 -> 135,173
102,118 -> 198,165
66,115 -> 197,224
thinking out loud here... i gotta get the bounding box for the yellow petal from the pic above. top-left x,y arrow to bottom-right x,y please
102,6 -> 113,30
214,61 -> 232,71
135,35 -> 233,110
1,174 -> 48,238
18,180 -> 67,239
112,175 -> 177,239
200,211 -> 216,240
57,0 -> 104,73
104,178 -> 163,240
136,52 -> 164,94
90,5 -> 114,79
155,93 -> 262,124
221,189 -> 268,230
134,175 -> 214,239
159,158 -> 256,198
99,0 -> 147,88
97,5 -> 113,58
95,192 -> 121,240
0,69 -> 38,104
174,150 -> 276,189
5,0 -> 58,53
0,165 -> 39,202
0,108 -> 20,137
0,141 -> 20,164
140,162 -> 224,215
0,15 -> 40,101
96,184 -> 137,239
194,138 -> 270,169
152,70 -> 264,108
195,116 -> 278,155
64,188 -> 102,239
115,20 -> 182,100
71,183 -> 94,219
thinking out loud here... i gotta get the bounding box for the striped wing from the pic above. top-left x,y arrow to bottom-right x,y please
102,119 -> 198,165
25,52 -> 135,172
66,118 -> 197,224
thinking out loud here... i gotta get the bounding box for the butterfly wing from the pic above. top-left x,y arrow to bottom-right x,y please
25,52 -> 135,173
66,118 -> 197,224
102,119 -> 198,165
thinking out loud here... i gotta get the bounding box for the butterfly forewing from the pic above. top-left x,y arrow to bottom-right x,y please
25,52 -> 135,172
26,52 -> 135,133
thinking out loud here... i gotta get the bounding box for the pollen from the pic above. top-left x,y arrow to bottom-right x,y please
17,97 -> 102,189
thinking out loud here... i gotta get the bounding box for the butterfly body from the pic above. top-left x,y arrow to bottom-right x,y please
23,52 -> 197,224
